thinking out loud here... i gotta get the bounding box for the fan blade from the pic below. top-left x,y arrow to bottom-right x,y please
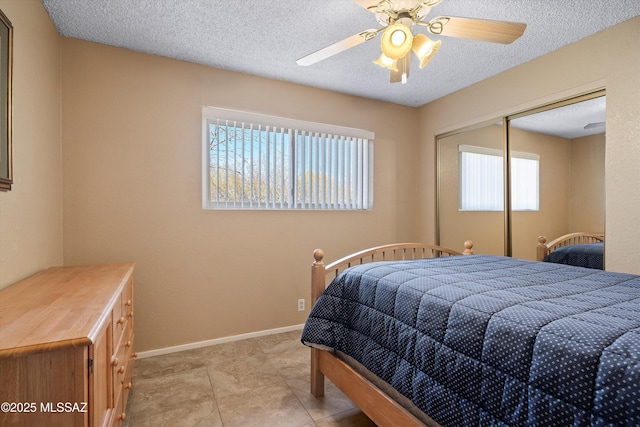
352,0 -> 380,10
390,53 -> 410,83
296,30 -> 379,66
427,16 -> 526,44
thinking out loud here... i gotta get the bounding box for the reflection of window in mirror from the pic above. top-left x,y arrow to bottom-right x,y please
458,144 -> 539,211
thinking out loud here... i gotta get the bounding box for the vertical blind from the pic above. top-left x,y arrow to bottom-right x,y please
459,147 -> 504,210
203,108 -> 373,210
511,156 -> 539,210
459,144 -> 539,211
295,130 -> 370,209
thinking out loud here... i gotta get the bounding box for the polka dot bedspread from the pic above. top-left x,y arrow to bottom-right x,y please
543,243 -> 604,270
301,255 -> 640,426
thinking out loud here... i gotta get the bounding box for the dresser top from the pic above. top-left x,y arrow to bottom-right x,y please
0,263 -> 135,358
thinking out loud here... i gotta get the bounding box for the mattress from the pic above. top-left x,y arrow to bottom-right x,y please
301,254 -> 640,426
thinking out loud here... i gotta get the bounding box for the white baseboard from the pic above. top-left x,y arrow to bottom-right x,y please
136,324 -> 305,359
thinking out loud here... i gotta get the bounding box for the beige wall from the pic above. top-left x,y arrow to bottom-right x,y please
419,17 -> 640,273
0,0 -> 62,289
60,38 -> 420,352
568,133 -> 605,232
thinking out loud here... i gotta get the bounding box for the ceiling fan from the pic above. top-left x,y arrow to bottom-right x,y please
296,0 -> 527,84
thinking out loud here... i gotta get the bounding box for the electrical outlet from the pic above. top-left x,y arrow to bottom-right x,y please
297,298 -> 305,311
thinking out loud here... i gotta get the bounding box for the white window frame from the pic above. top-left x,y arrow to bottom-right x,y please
458,144 -> 539,211
202,107 -> 374,210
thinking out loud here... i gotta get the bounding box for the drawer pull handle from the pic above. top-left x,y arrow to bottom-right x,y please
125,382 -> 133,390
133,352 -> 138,359
118,365 -> 126,374
125,340 -> 132,348
111,357 -> 119,367
128,311 -> 134,318
118,412 -> 126,421
125,299 -> 132,307
117,316 -> 125,325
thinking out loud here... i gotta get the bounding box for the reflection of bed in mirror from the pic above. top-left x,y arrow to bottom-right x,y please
302,239 -> 640,427
537,232 -> 604,269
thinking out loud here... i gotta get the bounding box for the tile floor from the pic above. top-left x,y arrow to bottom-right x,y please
123,330 -> 376,426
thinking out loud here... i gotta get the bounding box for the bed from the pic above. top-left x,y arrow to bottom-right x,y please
301,241 -> 640,427
537,232 -> 604,269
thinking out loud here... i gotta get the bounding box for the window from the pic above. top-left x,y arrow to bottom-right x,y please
203,107 -> 374,210
459,144 -> 539,211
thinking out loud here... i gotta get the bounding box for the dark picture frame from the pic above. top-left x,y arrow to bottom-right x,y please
0,9 -> 12,191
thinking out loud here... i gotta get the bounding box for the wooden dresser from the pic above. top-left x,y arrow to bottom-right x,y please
0,263 -> 136,427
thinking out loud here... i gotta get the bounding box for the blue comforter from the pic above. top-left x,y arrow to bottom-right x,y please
544,243 -> 604,269
301,255 -> 640,426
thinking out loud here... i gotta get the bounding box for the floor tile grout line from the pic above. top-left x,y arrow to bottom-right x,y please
259,335 -> 319,427
259,337 -> 315,427
205,362 -> 225,426
284,368 -> 318,427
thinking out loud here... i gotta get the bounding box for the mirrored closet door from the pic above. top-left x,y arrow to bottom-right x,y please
508,94 -> 606,259
437,121 -> 506,256
437,91 -> 605,261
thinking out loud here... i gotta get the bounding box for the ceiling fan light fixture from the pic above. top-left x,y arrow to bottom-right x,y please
373,52 -> 399,72
411,34 -> 441,68
390,29 -> 407,46
380,23 -> 413,59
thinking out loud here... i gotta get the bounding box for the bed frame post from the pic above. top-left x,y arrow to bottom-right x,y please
310,249 -> 326,397
463,240 -> 474,255
537,236 -> 548,261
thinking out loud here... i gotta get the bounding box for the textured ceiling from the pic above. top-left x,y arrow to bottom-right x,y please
511,96 -> 606,139
41,0 -> 640,108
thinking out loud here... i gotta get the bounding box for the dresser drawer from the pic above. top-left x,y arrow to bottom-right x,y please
112,276 -> 134,346
123,277 -> 133,318
120,345 -> 135,424
111,319 -> 133,417
111,388 -> 126,427
112,297 -> 126,343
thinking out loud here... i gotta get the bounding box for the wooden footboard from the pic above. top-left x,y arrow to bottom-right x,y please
316,350 -> 433,427
309,241 -> 473,427
537,232 -> 604,261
